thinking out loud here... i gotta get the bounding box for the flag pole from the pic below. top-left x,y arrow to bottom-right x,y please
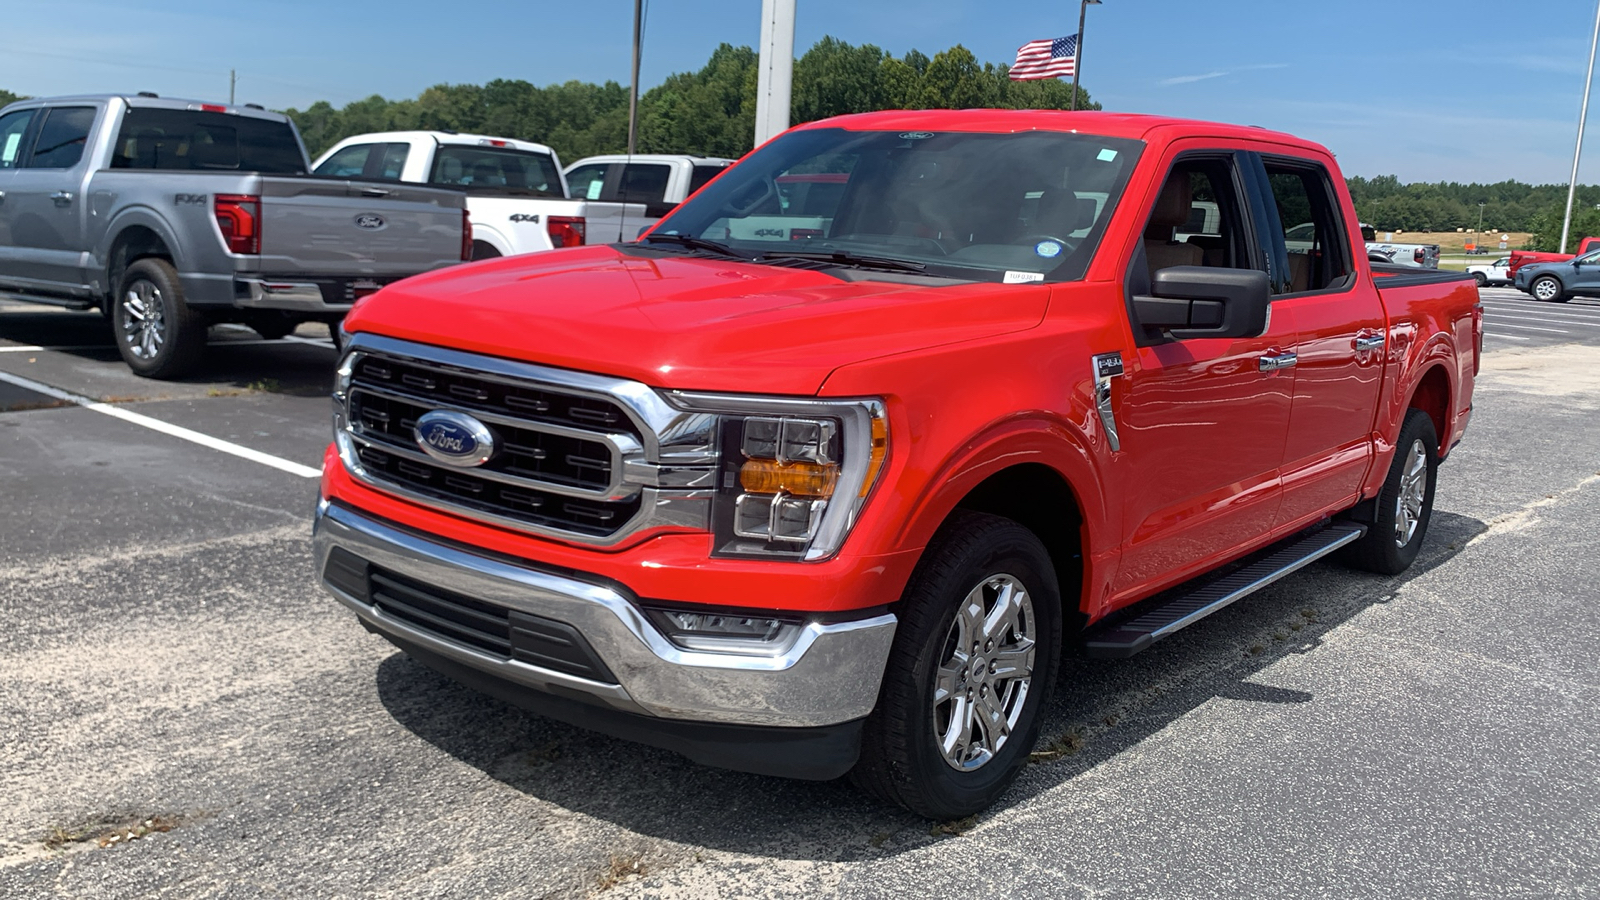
1070,0 -> 1100,111
1561,0 -> 1600,254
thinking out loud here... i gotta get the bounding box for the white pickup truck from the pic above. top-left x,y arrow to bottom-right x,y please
563,154 -> 733,229
313,132 -> 644,260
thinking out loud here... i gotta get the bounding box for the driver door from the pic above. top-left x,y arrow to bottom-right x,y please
1110,150 -> 1297,603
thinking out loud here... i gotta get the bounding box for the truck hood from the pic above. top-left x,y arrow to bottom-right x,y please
344,245 -> 1050,394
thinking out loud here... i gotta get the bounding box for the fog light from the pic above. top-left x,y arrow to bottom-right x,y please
644,607 -> 804,655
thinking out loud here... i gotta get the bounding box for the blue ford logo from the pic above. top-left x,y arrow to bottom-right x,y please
354,214 -> 386,230
414,410 -> 495,467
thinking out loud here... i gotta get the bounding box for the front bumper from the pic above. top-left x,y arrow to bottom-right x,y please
312,501 -> 898,733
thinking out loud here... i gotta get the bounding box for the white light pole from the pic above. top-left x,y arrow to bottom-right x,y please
627,0 -> 643,155
754,0 -> 796,148
1070,0 -> 1101,112
1561,0 -> 1600,254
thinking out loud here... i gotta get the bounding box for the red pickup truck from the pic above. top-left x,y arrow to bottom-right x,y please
1507,236 -> 1600,280
313,110 -> 1481,818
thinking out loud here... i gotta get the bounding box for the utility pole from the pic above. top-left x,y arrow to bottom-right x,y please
1561,0 -> 1600,253
1070,0 -> 1101,112
627,0 -> 642,155
229,69 -> 236,106
753,0 -> 796,148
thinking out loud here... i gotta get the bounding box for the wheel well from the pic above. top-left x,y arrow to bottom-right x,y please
1409,364 -> 1450,443
952,463 -> 1087,630
106,227 -> 172,304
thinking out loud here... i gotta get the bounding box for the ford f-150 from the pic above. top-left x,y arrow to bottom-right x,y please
312,110 -> 1481,818
0,94 -> 469,378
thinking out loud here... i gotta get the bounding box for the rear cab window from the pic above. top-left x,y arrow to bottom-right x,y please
1262,157 -> 1354,295
26,106 -> 96,169
111,108 -> 306,173
428,145 -> 562,198
314,142 -> 410,180
688,163 -> 728,195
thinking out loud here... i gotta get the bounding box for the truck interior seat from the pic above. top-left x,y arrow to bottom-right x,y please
1287,251 -> 1312,292
1144,175 -> 1204,273
439,157 -> 463,183
1030,188 -> 1089,239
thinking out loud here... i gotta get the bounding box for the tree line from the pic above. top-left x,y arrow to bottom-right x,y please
284,38 -> 1096,165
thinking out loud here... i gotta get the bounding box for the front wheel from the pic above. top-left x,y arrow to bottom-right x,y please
1341,408 -> 1439,575
1531,275 -> 1564,302
113,258 -> 207,379
1472,272 -> 1487,288
851,511 -> 1061,819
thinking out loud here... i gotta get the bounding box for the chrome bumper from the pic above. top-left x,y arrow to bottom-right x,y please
312,502 -> 897,728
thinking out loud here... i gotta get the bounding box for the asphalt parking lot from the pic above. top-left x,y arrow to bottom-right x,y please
1,289 -> 1597,899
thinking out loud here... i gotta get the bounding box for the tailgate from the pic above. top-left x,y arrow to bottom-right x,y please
254,177 -> 464,276
577,200 -> 652,244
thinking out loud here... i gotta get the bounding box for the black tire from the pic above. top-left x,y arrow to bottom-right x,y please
1531,275 -> 1565,303
1341,408 -> 1439,576
1472,272 -> 1487,288
471,241 -> 502,261
851,511 -> 1062,819
113,258 -> 206,379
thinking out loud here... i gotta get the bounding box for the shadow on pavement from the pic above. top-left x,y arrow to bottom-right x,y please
372,508 -> 1488,861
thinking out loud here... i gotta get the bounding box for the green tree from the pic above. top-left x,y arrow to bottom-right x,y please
0,89 -> 23,108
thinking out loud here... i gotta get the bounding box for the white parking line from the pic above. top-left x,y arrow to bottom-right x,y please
1484,322 -> 1570,333
0,369 -> 321,479
1480,305 -> 1600,322
1484,313 -> 1600,327
1485,333 -> 1531,340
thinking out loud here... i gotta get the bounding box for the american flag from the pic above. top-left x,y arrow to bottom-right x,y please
1009,35 -> 1077,81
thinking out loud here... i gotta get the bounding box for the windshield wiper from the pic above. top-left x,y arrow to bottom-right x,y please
757,249 -> 927,273
642,233 -> 743,256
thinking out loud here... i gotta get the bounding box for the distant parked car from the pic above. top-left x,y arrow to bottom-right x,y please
1506,236 -> 1600,280
1513,248 -> 1600,302
1466,257 -> 1511,287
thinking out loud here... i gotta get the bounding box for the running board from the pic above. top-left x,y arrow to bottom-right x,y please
0,291 -> 95,310
1082,523 -> 1367,659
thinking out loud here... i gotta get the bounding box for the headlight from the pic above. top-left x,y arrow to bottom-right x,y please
665,392 -> 888,561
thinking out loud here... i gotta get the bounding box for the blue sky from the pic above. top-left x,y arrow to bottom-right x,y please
2,0 -> 1595,184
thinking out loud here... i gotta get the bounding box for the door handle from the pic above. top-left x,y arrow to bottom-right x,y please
1258,351 -> 1297,372
359,187 -> 391,198
51,190 -> 73,206
1354,333 -> 1386,352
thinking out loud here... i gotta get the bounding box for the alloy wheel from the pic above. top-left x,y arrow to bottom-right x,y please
932,574 -> 1036,771
1393,438 -> 1428,547
121,279 -> 166,360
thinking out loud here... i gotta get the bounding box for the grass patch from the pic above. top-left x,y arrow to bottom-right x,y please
1029,729 -> 1085,762
246,378 -> 282,393
928,814 -> 979,837
42,814 -> 182,852
596,853 -> 648,891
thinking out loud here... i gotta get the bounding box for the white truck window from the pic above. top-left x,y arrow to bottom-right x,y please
429,145 -> 562,198
315,143 -> 376,177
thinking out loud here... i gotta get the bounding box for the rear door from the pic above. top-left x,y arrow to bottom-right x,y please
1111,148 -> 1297,598
6,104 -> 99,290
1253,151 -> 1388,527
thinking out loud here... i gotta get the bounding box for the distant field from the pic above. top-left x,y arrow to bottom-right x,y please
1371,231 -> 1531,254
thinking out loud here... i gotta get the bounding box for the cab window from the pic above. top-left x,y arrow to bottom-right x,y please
1140,158 -> 1253,283
315,143 -> 375,177
26,106 -> 95,169
1264,159 -> 1352,294
0,109 -> 35,169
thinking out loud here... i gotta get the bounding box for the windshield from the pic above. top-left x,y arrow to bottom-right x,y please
647,127 -> 1143,283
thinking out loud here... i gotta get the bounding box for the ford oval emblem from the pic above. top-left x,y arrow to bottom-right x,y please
413,410 -> 496,467
354,213 -> 386,230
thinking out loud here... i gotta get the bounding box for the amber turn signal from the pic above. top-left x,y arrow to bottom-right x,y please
739,459 -> 839,498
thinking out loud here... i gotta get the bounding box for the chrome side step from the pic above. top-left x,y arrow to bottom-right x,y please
1083,523 -> 1367,659
0,291 -> 96,311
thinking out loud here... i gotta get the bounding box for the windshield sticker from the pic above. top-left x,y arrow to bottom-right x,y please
1096,148 -> 1118,162
1034,240 -> 1063,258
586,180 -> 603,200
899,132 -> 934,140
1,133 -> 19,165
1004,271 -> 1044,284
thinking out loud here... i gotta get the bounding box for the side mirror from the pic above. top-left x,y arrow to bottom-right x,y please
1133,266 -> 1270,341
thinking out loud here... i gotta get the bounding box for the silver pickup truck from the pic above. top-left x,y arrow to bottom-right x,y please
0,94 -> 468,378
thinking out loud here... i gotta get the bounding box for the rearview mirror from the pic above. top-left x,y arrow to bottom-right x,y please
1133,266 -> 1270,341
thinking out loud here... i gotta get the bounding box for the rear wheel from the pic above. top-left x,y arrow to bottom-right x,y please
1341,408 -> 1438,575
113,258 -> 206,379
1472,272 -> 1487,287
851,511 -> 1061,819
1531,275 -> 1564,302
